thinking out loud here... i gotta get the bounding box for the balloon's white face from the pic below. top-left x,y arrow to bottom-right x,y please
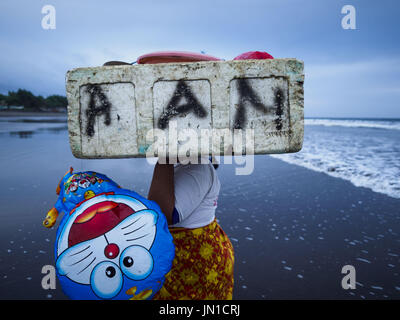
56,194 -> 158,299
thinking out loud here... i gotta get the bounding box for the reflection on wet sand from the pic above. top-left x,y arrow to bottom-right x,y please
0,115 -> 67,138
7,126 -> 69,138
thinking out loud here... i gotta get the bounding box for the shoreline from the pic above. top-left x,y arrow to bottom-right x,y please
0,110 -> 67,117
0,152 -> 399,299
217,155 -> 400,299
0,119 -> 399,299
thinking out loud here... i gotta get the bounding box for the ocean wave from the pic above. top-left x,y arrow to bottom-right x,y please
305,118 -> 400,131
271,124 -> 400,199
271,153 -> 400,199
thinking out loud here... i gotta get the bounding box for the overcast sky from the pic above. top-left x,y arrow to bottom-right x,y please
0,0 -> 399,118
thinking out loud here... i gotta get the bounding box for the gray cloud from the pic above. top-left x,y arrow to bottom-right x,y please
0,0 -> 399,117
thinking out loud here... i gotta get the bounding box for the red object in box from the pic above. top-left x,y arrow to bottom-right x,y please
233,51 -> 274,60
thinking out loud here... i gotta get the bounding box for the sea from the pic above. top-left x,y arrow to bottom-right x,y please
272,118 -> 400,199
1,115 -> 399,201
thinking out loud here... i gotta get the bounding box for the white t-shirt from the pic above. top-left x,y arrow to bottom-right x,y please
171,160 -> 220,229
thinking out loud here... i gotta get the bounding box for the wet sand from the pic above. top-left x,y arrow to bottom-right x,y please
0,110 -> 67,117
217,157 -> 400,299
0,122 -> 399,300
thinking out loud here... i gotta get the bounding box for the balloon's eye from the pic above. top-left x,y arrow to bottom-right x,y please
79,179 -> 90,188
105,266 -> 116,278
120,246 -> 153,280
90,261 -> 123,299
123,256 -> 134,268
69,182 -> 78,192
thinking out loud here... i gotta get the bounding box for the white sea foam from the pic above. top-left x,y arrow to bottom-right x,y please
271,118 -> 400,199
305,118 -> 400,131
356,258 -> 372,264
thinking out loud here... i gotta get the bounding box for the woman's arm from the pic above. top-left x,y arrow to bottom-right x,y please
148,162 -> 175,224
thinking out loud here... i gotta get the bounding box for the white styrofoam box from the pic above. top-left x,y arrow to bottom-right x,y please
66,59 -> 304,159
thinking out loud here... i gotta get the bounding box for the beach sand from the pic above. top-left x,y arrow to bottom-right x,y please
0,110 -> 67,117
0,118 -> 399,300
0,151 -> 399,299
217,156 -> 400,299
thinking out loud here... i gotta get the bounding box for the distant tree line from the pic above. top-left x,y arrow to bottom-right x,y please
0,89 -> 67,111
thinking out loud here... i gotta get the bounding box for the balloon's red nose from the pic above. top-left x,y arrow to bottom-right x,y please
104,243 -> 120,259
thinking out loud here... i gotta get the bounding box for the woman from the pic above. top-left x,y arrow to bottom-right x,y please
148,158 -> 234,300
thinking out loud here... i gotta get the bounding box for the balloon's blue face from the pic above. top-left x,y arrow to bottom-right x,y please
53,172 -> 174,300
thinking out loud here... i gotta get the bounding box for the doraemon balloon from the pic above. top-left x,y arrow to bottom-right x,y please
43,168 -> 174,300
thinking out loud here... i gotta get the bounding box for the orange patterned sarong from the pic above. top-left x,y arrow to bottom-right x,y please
153,219 -> 234,300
